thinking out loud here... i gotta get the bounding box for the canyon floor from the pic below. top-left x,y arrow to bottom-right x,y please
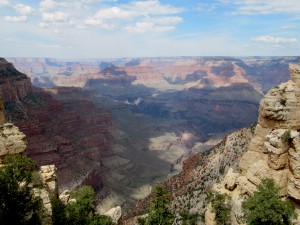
77,91 -> 225,212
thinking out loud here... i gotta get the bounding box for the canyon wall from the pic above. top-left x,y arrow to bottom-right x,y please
206,60 -> 300,224
0,58 -> 114,192
7,56 -> 294,140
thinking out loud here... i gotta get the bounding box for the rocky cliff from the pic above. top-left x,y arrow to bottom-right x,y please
0,114 -> 58,223
207,60 -> 300,224
0,58 -> 32,103
0,58 -> 114,193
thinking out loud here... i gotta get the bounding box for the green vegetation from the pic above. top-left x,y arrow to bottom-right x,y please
52,185 -> 113,225
211,192 -> 231,225
242,178 -> 295,225
140,185 -> 175,225
0,154 -> 112,225
280,98 -> 287,106
179,211 -> 199,225
0,154 -> 42,225
282,130 -> 292,143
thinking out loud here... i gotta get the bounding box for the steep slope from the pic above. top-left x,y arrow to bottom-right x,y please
125,126 -> 254,221
206,60 -> 300,224
0,58 -> 114,192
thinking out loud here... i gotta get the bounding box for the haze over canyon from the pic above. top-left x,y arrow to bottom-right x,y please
1,56 -> 297,212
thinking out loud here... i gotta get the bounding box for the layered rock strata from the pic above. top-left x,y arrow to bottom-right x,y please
209,61 -> 300,224
0,58 -> 114,192
0,123 -> 26,161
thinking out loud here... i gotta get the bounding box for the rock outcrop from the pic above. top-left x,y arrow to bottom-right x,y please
209,60 -> 300,224
104,206 -> 122,224
0,123 -> 26,161
0,58 -> 32,103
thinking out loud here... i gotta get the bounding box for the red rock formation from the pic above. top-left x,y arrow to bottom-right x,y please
0,58 -> 114,192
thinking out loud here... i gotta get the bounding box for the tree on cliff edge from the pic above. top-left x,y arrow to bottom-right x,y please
0,154 -> 42,225
242,178 -> 295,225
52,185 -> 113,225
144,185 -> 174,225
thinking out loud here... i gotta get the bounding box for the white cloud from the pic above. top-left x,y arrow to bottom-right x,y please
93,7 -> 135,20
124,0 -> 183,15
39,0 -> 89,12
39,0 -> 57,11
42,11 -> 70,23
84,17 -> 114,29
221,0 -> 300,15
143,17 -> 183,25
2,3 -> 34,23
253,35 -> 297,44
0,0 -> 9,7
85,0 -> 183,31
14,4 -> 34,15
36,44 -> 60,48
80,0 -> 99,3
125,22 -> 175,33
4,15 -> 27,22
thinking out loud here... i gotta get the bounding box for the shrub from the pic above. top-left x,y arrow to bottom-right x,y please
52,185 -> 113,225
242,178 -> 295,225
211,192 -> 231,225
280,98 -> 287,106
0,154 -> 42,225
145,185 -> 175,225
180,211 -> 199,225
282,130 -> 292,143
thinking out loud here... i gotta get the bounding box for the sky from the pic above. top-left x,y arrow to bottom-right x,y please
0,0 -> 300,58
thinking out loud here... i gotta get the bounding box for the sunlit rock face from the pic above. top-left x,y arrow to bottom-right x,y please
207,61 -> 300,224
0,123 -> 26,161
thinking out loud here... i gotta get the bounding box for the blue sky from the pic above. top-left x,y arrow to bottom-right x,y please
0,0 -> 300,58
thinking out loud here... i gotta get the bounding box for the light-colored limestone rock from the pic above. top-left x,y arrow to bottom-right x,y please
34,188 -> 52,214
259,98 -> 287,121
288,148 -> 300,179
224,168 -> 239,191
104,206 -> 122,224
0,123 -> 26,159
59,190 -> 70,204
206,61 -> 300,225
237,176 -> 257,195
288,176 -> 300,200
289,63 -> 300,84
68,199 -> 77,204
239,150 -> 267,174
270,169 -> 289,196
205,204 -> 216,225
264,129 -> 290,170
245,124 -> 271,154
246,160 -> 269,186
40,165 -> 58,199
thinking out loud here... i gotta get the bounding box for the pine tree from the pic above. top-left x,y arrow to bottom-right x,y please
145,185 -> 174,225
242,178 -> 295,225
0,154 -> 42,225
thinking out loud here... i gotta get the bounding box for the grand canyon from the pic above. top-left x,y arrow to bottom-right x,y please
0,56 -> 296,214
